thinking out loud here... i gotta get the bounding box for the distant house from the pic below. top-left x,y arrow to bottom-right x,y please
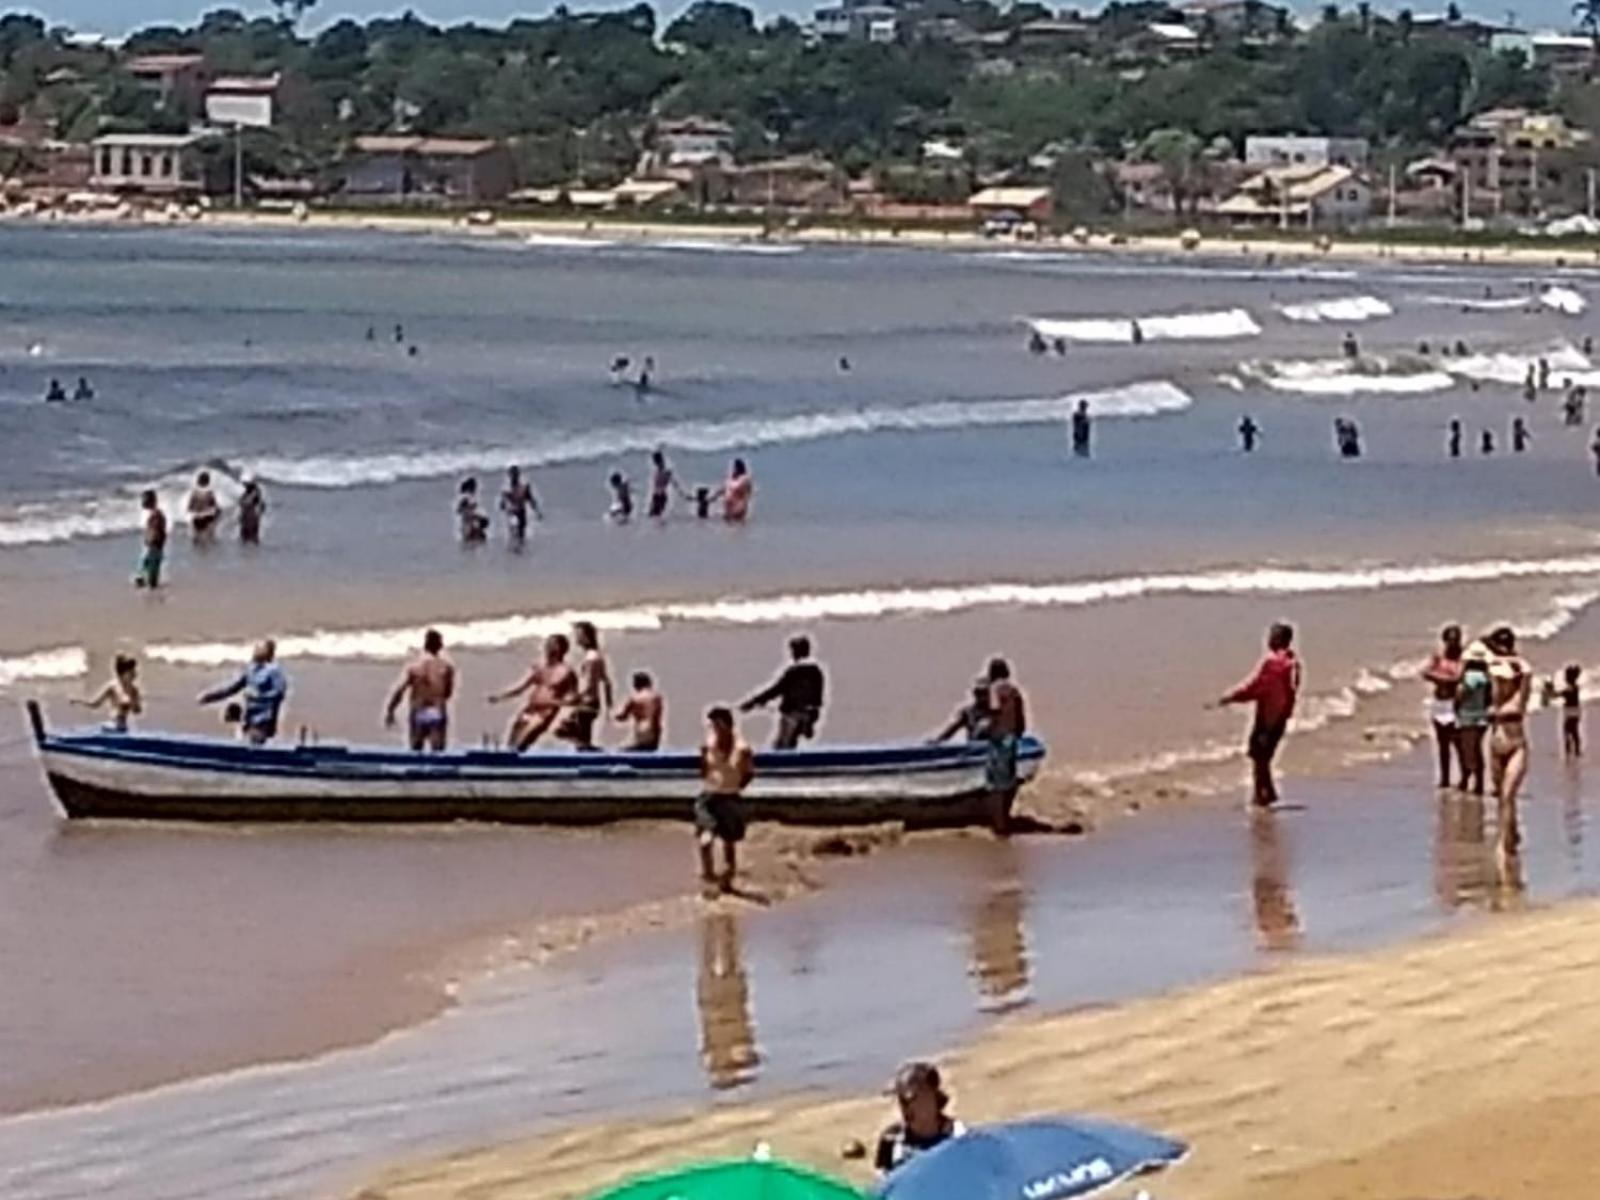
1217,164 -> 1372,227
1245,135 -> 1370,169
0,139 -> 93,194
1015,19 -> 1093,52
90,132 -> 208,195
612,178 -> 686,209
968,185 -> 1054,225
813,0 -> 902,42
717,155 -> 848,209
653,118 -> 734,169
1138,22 -> 1202,58
1449,109 -> 1589,215
1178,0 -> 1289,35
123,53 -> 209,111
205,75 -> 280,129
1528,34 -> 1599,78
1114,162 -> 1179,213
1409,12 -> 1509,47
339,136 -> 513,206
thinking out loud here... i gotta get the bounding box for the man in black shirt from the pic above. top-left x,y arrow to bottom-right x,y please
740,635 -> 825,749
874,1061 -> 965,1175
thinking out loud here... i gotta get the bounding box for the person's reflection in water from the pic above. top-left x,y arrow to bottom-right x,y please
1249,810 -> 1302,952
968,844 -> 1031,1013
695,911 -> 760,1090
1433,793 -> 1495,912
1561,760 -> 1585,877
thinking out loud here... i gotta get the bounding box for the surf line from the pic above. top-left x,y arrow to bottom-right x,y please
5,551 -> 1600,685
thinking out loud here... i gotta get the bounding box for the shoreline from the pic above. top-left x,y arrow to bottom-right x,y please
351,888 -> 1600,1200
11,203 -> 1600,271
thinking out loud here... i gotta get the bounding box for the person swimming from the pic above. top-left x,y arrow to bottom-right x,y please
456,477 -> 489,543
44,378 -> 66,403
72,377 -> 94,401
1239,415 -> 1260,453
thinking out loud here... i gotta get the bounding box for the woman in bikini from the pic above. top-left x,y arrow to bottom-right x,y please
1485,625 -> 1532,859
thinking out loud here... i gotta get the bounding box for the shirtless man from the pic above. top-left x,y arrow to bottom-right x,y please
722,458 -> 753,523
615,670 -> 664,751
984,658 -> 1028,835
647,450 -> 677,521
135,489 -> 168,589
558,621 -> 614,750
1485,625 -> 1532,860
385,629 -> 456,752
499,466 -> 542,544
187,471 -> 222,544
488,634 -> 577,750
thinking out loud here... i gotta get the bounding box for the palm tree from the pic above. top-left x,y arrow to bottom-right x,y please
1576,0 -> 1600,47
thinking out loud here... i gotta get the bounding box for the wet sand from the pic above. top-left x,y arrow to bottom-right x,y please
355,856 -> 1600,1200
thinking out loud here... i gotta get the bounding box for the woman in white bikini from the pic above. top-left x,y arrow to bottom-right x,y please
1485,625 -> 1532,859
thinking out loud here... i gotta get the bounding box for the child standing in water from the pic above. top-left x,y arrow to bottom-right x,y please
1557,665 -> 1583,758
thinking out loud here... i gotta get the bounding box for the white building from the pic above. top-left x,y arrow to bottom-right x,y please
90,132 -> 207,194
1218,164 -> 1372,228
1245,135 -> 1370,169
204,75 -> 279,128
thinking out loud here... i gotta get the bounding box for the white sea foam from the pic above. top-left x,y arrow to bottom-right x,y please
1026,308 -> 1261,344
4,548 -> 1599,693
1240,357 -> 1453,396
647,240 -> 802,256
1448,342 -> 1596,387
0,645 -> 86,688
1541,285 -> 1587,314
242,384 -> 1192,490
1415,293 -> 1534,312
523,233 -> 616,249
1276,295 -> 1393,323
0,469 -> 243,549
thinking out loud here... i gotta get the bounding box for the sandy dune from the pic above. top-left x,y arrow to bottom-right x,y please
352,886 -> 1600,1200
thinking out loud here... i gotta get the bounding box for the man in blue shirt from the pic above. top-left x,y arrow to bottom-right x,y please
199,639 -> 289,745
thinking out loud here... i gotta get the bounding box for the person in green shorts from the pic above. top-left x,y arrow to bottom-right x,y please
135,489 -> 167,589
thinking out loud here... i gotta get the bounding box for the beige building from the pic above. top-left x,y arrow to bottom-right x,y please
90,133 -> 207,195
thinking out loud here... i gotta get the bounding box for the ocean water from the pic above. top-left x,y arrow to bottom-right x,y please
5,224 -> 1600,1194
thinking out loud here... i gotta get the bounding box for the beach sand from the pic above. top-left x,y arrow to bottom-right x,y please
351,886 -> 1600,1200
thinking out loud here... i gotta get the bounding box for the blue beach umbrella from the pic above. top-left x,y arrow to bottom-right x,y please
877,1118 -> 1187,1200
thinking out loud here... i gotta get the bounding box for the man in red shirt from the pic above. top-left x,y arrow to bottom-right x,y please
1219,622 -> 1302,808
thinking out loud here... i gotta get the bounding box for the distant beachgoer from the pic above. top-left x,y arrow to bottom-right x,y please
393,323 -> 404,344
875,1062 -> 966,1176
1027,330 -> 1046,355
1070,400 -> 1092,458
456,477 -> 489,543
697,706 -> 753,893
983,657 -> 1028,835
559,621 -> 613,750
488,633 -> 577,751
615,670 -> 664,751
366,325 -> 376,342
1052,337 -> 1067,356
237,476 -> 266,545
609,354 -> 631,384
1524,366 -> 1538,403
635,356 -> 655,398
1422,625 -> 1464,789
72,376 -> 94,401
199,639 -> 288,745
1557,664 -> 1583,758
384,628 -> 456,752
1511,416 -> 1530,453
1538,357 -> 1552,391
186,471 -> 222,544
73,654 -> 142,733
741,635 -> 825,749
1218,622 -> 1301,808
647,449 -> 677,520
1456,641 -> 1491,795
135,489 -> 167,589
1482,429 -> 1496,455
1448,418 -> 1463,459
1129,319 -> 1144,346
1453,339 -> 1469,357
722,458 -> 753,523
1239,415 -> 1260,453
1334,417 -> 1361,459
44,378 -> 66,402
1585,335 -> 1595,357
1592,427 -> 1600,475
838,355 -> 852,372
407,344 -> 419,358
932,679 -> 992,743
1564,386 -> 1586,427
1417,340 -> 1431,356
499,466 -> 541,543
608,471 -> 634,522
1342,332 -> 1359,359
1485,625 -> 1530,858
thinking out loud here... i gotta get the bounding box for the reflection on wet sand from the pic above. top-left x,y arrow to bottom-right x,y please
968,845 -> 1031,1013
1561,763 -> 1585,875
1249,812 -> 1301,952
695,911 -> 760,1090
1433,794 -> 1495,913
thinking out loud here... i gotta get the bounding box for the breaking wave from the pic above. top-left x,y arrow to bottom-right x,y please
1026,307 -> 1261,344
1276,295 -> 1393,323
1449,342 -> 1600,387
646,240 -> 803,256
522,233 -> 616,249
0,469 -> 243,549
1240,356 -> 1453,396
6,549 -> 1600,686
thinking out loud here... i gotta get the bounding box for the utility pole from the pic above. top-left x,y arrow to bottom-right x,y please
1587,166 -> 1596,220
1387,161 -> 1396,227
234,122 -> 245,210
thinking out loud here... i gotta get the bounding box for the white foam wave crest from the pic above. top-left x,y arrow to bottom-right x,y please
1240,357 -> 1453,396
0,550 -> 1580,683
1448,342 -> 1596,387
1277,295 -> 1393,323
1415,293 -> 1533,312
1027,307 -> 1261,344
1541,285 -> 1587,314
0,470 -> 243,549
523,233 -> 615,249
0,645 -> 86,688
647,240 -> 802,256
243,384 -> 1192,490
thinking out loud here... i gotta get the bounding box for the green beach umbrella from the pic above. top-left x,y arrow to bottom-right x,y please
589,1157 -> 865,1200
